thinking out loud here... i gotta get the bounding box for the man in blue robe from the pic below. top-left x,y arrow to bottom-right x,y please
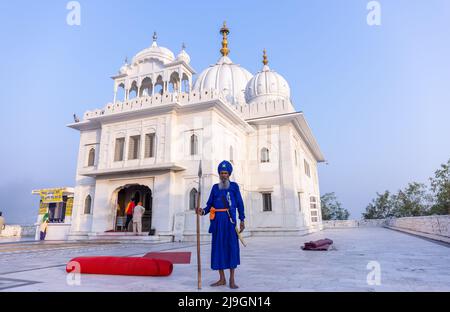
197,160 -> 245,289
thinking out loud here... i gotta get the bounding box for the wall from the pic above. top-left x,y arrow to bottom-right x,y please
323,219 -> 386,228
0,225 -> 36,238
385,215 -> 449,243
323,216 -> 450,244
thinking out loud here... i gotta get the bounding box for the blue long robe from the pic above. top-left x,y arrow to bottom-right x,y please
203,181 -> 245,270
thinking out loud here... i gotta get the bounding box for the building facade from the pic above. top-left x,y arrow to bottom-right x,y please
66,24 -> 325,242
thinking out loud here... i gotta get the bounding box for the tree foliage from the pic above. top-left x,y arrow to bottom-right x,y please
362,191 -> 393,219
362,159 -> 450,219
321,192 -> 350,220
429,159 -> 450,215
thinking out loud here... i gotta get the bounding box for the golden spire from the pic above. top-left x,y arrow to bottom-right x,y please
220,21 -> 230,57
262,49 -> 268,66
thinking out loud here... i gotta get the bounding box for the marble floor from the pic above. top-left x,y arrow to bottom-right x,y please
0,227 -> 448,292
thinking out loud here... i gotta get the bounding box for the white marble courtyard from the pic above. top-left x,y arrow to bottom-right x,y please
0,227 -> 449,292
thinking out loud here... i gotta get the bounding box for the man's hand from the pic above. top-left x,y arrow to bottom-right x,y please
196,208 -> 204,216
239,221 -> 245,233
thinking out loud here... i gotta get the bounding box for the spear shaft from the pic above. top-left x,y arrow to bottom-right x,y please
196,161 -> 202,290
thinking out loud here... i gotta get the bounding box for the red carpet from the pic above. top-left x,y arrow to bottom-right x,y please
66,256 -> 173,276
143,252 -> 191,264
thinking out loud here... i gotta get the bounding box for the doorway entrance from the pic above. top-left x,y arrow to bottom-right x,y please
116,185 -> 153,233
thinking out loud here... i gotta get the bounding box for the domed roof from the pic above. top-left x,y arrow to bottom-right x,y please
193,22 -> 252,105
176,43 -> 191,64
118,58 -> 129,75
245,50 -> 290,103
193,56 -> 252,104
132,32 -> 175,65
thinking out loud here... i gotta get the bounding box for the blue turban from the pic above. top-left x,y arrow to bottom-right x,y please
218,160 -> 233,175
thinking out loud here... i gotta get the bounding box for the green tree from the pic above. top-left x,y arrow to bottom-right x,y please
320,192 -> 350,220
391,182 -> 431,217
362,191 -> 393,219
429,159 -> 450,215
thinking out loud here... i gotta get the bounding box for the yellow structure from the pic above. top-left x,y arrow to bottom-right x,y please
32,187 -> 74,240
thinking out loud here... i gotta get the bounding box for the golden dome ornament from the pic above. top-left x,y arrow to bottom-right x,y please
220,21 -> 230,57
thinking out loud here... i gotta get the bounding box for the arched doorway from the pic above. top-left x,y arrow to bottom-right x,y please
115,184 -> 153,233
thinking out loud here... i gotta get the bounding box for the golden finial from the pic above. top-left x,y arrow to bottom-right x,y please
262,49 -> 268,66
220,21 -> 230,57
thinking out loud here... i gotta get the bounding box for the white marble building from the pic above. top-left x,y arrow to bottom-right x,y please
66,24 -> 325,242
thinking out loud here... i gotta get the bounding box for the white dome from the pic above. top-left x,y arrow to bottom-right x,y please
119,62 -> 129,75
176,48 -> 190,64
245,64 -> 290,103
193,56 -> 252,104
132,40 -> 175,65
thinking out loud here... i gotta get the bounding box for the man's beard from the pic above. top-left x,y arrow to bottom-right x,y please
218,178 -> 230,190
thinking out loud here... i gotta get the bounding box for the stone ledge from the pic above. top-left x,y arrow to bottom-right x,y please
323,219 -> 386,228
0,225 -> 36,238
385,226 -> 450,244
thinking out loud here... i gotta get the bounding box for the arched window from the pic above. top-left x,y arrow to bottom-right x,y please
154,75 -> 164,95
230,146 -> 234,164
261,147 -> 270,163
181,73 -> 190,93
189,188 -> 198,210
129,81 -> 138,99
190,134 -> 198,155
84,195 -> 92,214
139,77 -> 153,97
169,72 -> 180,93
88,148 -> 95,167
116,83 -> 125,102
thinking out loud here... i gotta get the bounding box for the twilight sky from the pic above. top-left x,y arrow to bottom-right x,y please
0,0 -> 449,224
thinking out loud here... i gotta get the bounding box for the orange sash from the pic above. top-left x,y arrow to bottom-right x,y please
209,207 -> 229,220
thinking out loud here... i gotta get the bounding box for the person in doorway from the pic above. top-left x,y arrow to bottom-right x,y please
197,160 -> 245,289
116,203 -> 122,216
132,202 -> 145,235
124,199 -> 135,231
39,213 -> 49,241
0,212 -> 5,235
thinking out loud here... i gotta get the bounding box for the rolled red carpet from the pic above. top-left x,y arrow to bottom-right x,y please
305,239 -> 333,248
66,256 -> 173,276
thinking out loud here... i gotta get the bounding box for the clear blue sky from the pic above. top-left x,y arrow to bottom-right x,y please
0,0 -> 449,224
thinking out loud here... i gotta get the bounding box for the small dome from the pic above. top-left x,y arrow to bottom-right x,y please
245,50 -> 290,103
193,56 -> 252,104
176,44 -> 191,64
119,60 -> 129,75
132,33 -> 175,65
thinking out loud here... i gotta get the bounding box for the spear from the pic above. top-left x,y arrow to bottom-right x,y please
196,160 -> 202,290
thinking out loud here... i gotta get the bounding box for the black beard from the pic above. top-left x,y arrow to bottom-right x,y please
218,178 -> 230,190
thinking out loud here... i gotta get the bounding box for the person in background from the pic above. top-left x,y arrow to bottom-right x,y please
0,212 -> 5,235
39,213 -> 49,241
132,202 -> 145,235
124,199 -> 136,231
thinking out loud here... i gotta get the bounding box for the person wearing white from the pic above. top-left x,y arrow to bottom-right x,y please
132,202 -> 145,234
